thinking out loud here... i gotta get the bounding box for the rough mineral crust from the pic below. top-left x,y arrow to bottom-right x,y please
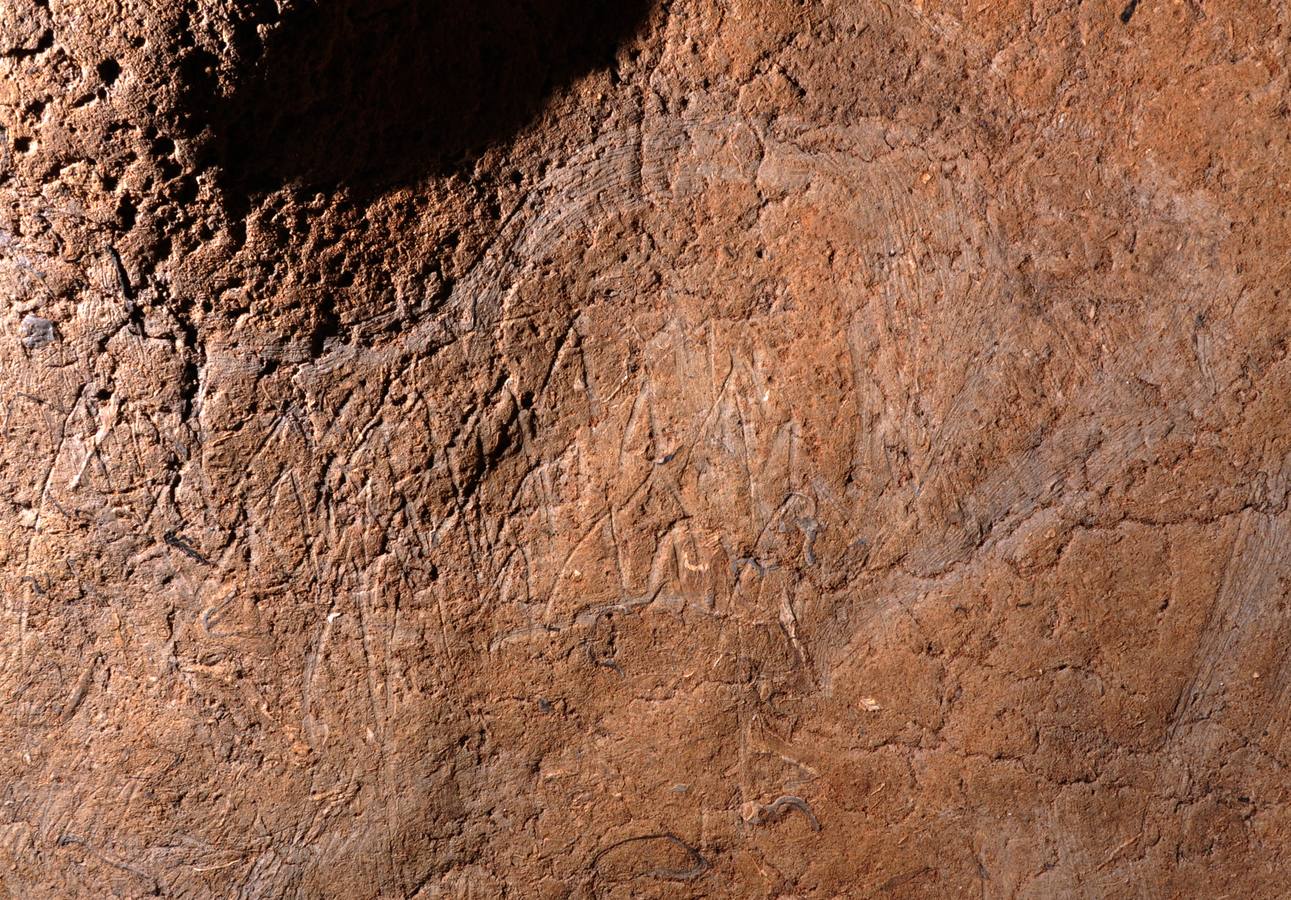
2,1 -> 1290,897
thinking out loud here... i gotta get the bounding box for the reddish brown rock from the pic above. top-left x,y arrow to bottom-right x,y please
2,1 -> 1289,896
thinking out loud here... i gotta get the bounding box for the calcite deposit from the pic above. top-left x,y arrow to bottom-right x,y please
2,1 -> 1289,896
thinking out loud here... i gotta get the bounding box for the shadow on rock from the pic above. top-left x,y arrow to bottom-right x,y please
195,0 -> 651,202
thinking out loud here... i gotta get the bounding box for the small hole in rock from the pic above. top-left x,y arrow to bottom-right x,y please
97,58 -> 122,86
117,194 -> 137,230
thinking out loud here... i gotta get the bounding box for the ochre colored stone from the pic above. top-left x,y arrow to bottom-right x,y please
2,1 -> 1289,896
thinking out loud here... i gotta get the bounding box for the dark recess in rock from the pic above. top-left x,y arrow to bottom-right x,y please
192,0 -> 651,203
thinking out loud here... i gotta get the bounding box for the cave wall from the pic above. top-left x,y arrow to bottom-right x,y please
2,1 -> 1290,896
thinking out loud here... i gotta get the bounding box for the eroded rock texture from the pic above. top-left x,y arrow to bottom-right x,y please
2,1 -> 1290,896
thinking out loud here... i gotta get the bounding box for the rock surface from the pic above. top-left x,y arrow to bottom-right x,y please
2,0 -> 1290,896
